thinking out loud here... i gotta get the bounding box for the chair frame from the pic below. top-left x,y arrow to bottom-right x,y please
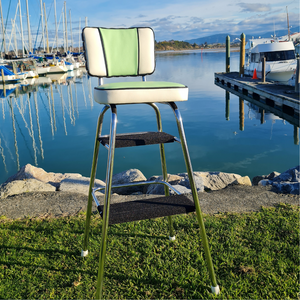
81,27 -> 219,299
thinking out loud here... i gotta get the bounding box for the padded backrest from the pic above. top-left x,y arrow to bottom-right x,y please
82,27 -> 155,77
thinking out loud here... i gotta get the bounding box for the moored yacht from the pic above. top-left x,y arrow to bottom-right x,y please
244,37 -> 297,85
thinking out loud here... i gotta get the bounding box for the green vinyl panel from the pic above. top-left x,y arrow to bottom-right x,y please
99,28 -> 138,77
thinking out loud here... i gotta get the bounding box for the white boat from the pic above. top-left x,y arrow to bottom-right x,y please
36,65 -> 51,76
47,60 -> 68,74
244,37 -> 297,85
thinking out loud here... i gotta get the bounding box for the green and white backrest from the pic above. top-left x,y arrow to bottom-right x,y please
83,27 -> 155,77
82,27 -> 188,104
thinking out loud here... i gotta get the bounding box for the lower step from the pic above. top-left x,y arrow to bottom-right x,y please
98,194 -> 195,225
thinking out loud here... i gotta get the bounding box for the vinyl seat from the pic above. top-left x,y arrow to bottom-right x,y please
94,81 -> 188,104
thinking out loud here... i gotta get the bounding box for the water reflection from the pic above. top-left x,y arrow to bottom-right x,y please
0,68 -> 93,181
224,91 -> 299,145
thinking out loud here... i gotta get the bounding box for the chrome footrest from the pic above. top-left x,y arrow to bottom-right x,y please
98,194 -> 195,225
99,131 -> 177,148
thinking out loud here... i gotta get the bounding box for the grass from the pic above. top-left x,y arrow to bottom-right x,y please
0,203 -> 299,299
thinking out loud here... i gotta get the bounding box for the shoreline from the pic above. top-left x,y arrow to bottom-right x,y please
156,47 -> 240,53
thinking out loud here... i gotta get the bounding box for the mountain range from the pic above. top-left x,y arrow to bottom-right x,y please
185,29 -> 293,45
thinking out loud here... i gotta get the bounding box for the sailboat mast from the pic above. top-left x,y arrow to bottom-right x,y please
69,9 -> 73,52
54,0 -> 58,52
78,17 -> 81,52
39,0 -> 45,52
286,6 -> 290,41
43,2 -> 49,53
18,0 -> 25,57
0,0 -> 7,55
25,0 -> 32,53
64,1 -> 68,52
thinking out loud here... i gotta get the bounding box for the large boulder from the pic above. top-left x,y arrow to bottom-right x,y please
4,164 -> 82,189
258,166 -> 299,195
111,169 -> 147,195
145,171 -> 243,195
0,179 -> 56,199
59,175 -> 105,195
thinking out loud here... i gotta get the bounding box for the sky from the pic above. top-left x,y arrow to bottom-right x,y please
0,0 -> 299,50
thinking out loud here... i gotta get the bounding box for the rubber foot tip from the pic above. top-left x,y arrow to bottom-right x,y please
211,285 -> 220,295
169,236 -> 176,241
81,249 -> 88,257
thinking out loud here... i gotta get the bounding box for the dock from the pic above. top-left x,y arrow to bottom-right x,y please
214,72 -> 300,126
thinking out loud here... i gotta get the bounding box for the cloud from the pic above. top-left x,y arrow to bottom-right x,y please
238,2 -> 272,12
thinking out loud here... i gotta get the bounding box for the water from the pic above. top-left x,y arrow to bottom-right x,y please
0,50 -> 299,185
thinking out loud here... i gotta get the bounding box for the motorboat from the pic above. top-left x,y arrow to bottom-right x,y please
244,37 -> 297,85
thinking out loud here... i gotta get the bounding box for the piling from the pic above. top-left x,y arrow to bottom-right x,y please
261,56 -> 266,83
295,56 -> 300,93
226,36 -> 230,73
239,33 -> 245,77
1,68 -> 5,84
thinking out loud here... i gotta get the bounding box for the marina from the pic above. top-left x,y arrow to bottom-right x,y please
0,50 -> 299,185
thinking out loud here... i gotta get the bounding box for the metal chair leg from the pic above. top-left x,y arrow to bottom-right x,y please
96,105 -> 118,300
148,103 -> 175,239
82,105 -> 110,257
169,102 -> 220,294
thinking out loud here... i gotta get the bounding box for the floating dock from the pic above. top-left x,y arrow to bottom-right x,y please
214,72 -> 300,124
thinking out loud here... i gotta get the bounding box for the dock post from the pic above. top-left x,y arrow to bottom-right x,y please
261,57 -> 266,83
225,91 -> 230,120
295,56 -> 300,93
226,36 -> 230,73
1,68 -> 5,84
239,33 -> 245,77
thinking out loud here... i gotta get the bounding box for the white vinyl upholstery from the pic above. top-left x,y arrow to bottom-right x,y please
82,27 -> 107,77
94,81 -> 188,104
137,28 -> 155,75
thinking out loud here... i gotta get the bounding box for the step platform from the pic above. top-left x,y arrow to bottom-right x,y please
98,194 -> 196,225
99,131 -> 177,148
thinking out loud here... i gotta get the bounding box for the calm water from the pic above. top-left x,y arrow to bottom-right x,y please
0,50 -> 299,184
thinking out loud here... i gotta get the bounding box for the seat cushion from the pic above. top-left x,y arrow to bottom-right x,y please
94,81 -> 188,104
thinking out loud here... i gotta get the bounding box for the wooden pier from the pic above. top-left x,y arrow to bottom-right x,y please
214,72 -> 300,125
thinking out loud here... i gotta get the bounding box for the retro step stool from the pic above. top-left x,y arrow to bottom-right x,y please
81,26 -> 219,299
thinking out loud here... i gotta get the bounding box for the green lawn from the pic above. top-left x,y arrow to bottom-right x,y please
0,203 -> 298,299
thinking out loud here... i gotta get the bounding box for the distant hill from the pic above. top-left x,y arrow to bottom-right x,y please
185,30 -> 293,45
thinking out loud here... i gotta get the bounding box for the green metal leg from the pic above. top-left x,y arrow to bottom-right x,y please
82,105 -> 110,256
148,103 -> 175,240
169,102 -> 219,294
96,105 -> 118,299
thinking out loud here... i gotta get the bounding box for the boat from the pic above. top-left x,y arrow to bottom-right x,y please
0,66 -> 21,84
244,37 -> 297,85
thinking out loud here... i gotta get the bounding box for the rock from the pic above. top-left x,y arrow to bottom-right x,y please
145,174 -> 183,195
0,179 -> 56,199
192,171 -> 241,191
252,171 -> 281,185
258,179 -> 271,187
257,166 -> 299,195
270,166 -> 300,195
272,166 -> 299,183
176,173 -> 205,192
232,176 -> 252,186
4,164 -> 82,189
59,176 -> 105,195
111,169 -> 147,195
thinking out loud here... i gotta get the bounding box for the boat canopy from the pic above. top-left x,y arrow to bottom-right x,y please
0,66 -> 16,76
